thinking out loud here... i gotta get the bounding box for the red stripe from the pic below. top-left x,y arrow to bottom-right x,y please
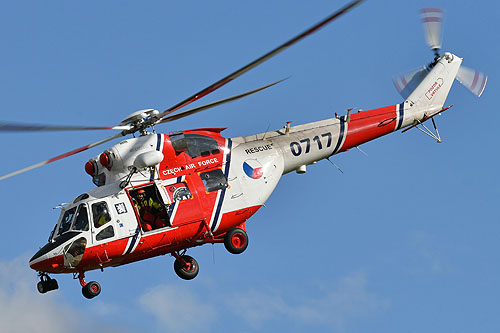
340,104 -> 399,151
48,145 -> 91,163
470,71 -> 479,91
422,17 -> 441,23
393,78 -> 402,92
421,8 -> 442,14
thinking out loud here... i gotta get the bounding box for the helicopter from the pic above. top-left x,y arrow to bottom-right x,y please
0,2 -> 487,299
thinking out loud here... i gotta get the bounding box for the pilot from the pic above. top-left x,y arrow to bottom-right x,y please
134,189 -> 168,231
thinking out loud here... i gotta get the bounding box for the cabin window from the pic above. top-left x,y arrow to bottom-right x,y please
170,132 -> 188,153
96,225 -> 114,241
72,204 -> 89,231
200,169 -> 228,192
185,134 -> 220,158
92,202 -> 111,228
171,133 -> 220,158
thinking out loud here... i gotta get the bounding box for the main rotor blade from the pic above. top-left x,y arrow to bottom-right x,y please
0,122 -> 131,133
157,78 -> 287,124
0,132 -> 125,181
421,8 -> 444,52
456,66 -> 488,97
154,0 -> 364,122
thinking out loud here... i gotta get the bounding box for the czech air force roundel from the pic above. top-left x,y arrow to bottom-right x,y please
243,159 -> 263,179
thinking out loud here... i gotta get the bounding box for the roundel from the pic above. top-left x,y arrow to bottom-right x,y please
243,159 -> 263,179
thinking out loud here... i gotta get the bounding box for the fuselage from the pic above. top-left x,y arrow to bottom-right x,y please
29,52 -> 464,275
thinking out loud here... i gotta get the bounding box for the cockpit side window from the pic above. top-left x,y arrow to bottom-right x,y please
72,204 -> 89,231
92,201 -> 111,228
57,207 -> 76,236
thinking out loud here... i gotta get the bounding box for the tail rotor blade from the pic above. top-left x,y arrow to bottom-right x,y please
456,66 -> 488,97
421,8 -> 444,53
393,66 -> 429,99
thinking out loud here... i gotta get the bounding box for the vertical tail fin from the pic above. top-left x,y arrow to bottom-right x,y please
405,52 -> 462,111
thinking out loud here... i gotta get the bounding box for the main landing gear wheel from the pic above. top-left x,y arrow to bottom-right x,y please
174,255 -> 199,280
82,281 -> 101,299
37,273 -> 59,294
224,228 -> 249,254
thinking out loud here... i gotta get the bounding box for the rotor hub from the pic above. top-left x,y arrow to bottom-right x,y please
120,109 -> 159,126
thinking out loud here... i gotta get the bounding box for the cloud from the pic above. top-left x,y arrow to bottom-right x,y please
0,256 -> 79,333
223,288 -> 289,325
138,283 -> 216,333
0,255 -> 133,333
224,272 -> 389,331
0,256 -> 386,333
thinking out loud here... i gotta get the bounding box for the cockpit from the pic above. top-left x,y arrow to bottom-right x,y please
50,197 -> 115,244
52,204 -> 89,239
30,192 -> 119,271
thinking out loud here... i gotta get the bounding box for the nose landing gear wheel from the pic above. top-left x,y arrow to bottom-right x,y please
82,281 -> 101,299
174,255 -> 199,280
224,228 -> 249,254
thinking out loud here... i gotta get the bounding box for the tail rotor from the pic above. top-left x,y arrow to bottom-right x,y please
393,8 -> 487,99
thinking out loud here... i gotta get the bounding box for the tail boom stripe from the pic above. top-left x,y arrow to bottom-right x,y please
396,103 -> 405,130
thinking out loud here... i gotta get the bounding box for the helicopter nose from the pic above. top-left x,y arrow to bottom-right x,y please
29,244 -> 64,273
30,231 -> 82,272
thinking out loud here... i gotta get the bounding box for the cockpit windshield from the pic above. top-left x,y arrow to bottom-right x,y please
72,205 -> 89,231
57,207 -> 76,236
54,203 -> 90,239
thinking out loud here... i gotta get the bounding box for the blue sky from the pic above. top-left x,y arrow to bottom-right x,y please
0,1 -> 498,332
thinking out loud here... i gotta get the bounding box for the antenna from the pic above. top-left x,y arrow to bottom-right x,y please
327,157 -> 344,173
261,123 -> 271,140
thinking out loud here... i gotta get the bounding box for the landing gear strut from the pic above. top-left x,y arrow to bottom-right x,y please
77,271 -> 101,299
37,272 -> 58,294
172,252 -> 199,280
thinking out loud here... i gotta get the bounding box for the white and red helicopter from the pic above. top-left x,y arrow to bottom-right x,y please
0,2 -> 487,299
